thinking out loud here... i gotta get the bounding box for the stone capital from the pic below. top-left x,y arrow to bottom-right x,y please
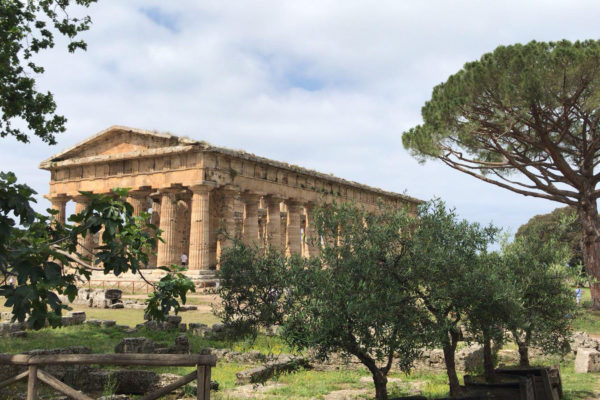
159,187 -> 181,194
72,193 -> 92,204
128,188 -> 152,199
189,181 -> 217,194
45,193 -> 70,205
286,198 -> 304,209
265,194 -> 286,205
220,184 -> 241,195
240,191 -> 264,203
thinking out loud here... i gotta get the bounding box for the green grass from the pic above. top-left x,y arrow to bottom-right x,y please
572,288 -> 600,335
0,323 -> 598,400
1,299 -> 600,399
387,370 -> 453,399
263,369 -> 366,399
0,304 -> 222,327
561,363 -> 600,400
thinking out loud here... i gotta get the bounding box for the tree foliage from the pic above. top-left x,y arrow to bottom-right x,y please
218,198 -> 581,395
218,202 -> 428,400
402,40 -> 600,306
505,219 -> 578,366
1,0 -> 97,144
516,206 -> 583,270
406,199 -> 499,394
0,1 -> 195,328
0,174 -> 194,328
462,251 -> 518,382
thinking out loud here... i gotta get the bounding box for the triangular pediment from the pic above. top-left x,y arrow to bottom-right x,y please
40,126 -> 199,167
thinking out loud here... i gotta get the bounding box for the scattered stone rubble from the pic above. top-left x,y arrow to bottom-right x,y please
114,335 -> 190,354
201,348 -> 266,364
58,288 -> 124,309
0,311 -> 88,337
136,314 -> 187,332
234,354 -> 310,384
575,347 -> 600,373
571,331 -> 600,373
570,331 -> 600,353
414,345 -> 484,372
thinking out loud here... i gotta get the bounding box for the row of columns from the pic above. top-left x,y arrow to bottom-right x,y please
48,184 -> 322,270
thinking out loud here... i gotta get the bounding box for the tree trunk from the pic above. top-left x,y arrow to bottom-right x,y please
442,329 -> 463,396
517,330 -> 531,367
517,341 -> 529,367
483,334 -> 495,382
578,197 -> 600,308
353,351 -> 388,400
372,371 -> 388,400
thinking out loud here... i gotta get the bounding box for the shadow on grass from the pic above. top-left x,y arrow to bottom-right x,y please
563,389 -> 599,400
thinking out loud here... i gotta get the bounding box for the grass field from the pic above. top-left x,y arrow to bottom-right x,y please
1,292 -> 600,399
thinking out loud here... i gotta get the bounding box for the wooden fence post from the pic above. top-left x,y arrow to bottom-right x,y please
26,365 -> 38,400
203,365 -> 211,399
196,365 -> 206,400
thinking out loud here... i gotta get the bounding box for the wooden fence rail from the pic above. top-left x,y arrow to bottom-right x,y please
0,353 -> 217,400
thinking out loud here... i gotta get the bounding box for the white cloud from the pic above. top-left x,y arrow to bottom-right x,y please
6,0 -> 599,236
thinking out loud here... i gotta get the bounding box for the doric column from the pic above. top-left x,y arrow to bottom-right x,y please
147,195 -> 161,267
220,185 -> 240,250
73,194 -> 95,258
176,196 -> 191,263
188,184 -> 213,270
128,190 -> 150,217
286,199 -> 303,255
241,192 -> 262,246
266,195 -> 285,250
49,195 -> 69,225
128,189 -> 151,268
304,202 -> 321,257
156,189 -> 178,267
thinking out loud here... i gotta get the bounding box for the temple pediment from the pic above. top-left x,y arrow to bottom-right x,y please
39,126 -> 200,168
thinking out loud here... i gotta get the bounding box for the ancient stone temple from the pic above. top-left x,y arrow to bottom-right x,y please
40,126 -> 419,277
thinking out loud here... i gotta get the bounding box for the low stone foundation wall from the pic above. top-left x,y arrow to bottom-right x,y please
0,311 -> 87,337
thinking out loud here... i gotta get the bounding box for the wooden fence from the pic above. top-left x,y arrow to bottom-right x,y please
0,353 -> 217,400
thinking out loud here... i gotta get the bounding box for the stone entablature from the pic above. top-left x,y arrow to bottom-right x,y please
40,126 -> 420,271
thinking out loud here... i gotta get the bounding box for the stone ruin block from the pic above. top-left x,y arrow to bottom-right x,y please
138,315 -> 183,332
575,347 -> 600,373
571,331 -> 600,353
178,305 -> 198,312
0,321 -> 26,336
86,369 -> 159,394
71,288 -> 124,308
189,322 -> 209,335
115,337 -> 156,354
114,335 -> 190,355
235,355 -> 309,385
68,311 -> 87,324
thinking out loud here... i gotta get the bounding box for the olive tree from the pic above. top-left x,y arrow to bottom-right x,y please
462,251 -> 518,382
406,199 -> 499,395
218,202 -> 428,400
504,221 -> 577,366
403,40 -> 600,307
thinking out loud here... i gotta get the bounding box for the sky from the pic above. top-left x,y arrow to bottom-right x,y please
5,0 -> 600,236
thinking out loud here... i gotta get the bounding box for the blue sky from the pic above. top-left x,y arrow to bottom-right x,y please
7,0 -> 600,237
